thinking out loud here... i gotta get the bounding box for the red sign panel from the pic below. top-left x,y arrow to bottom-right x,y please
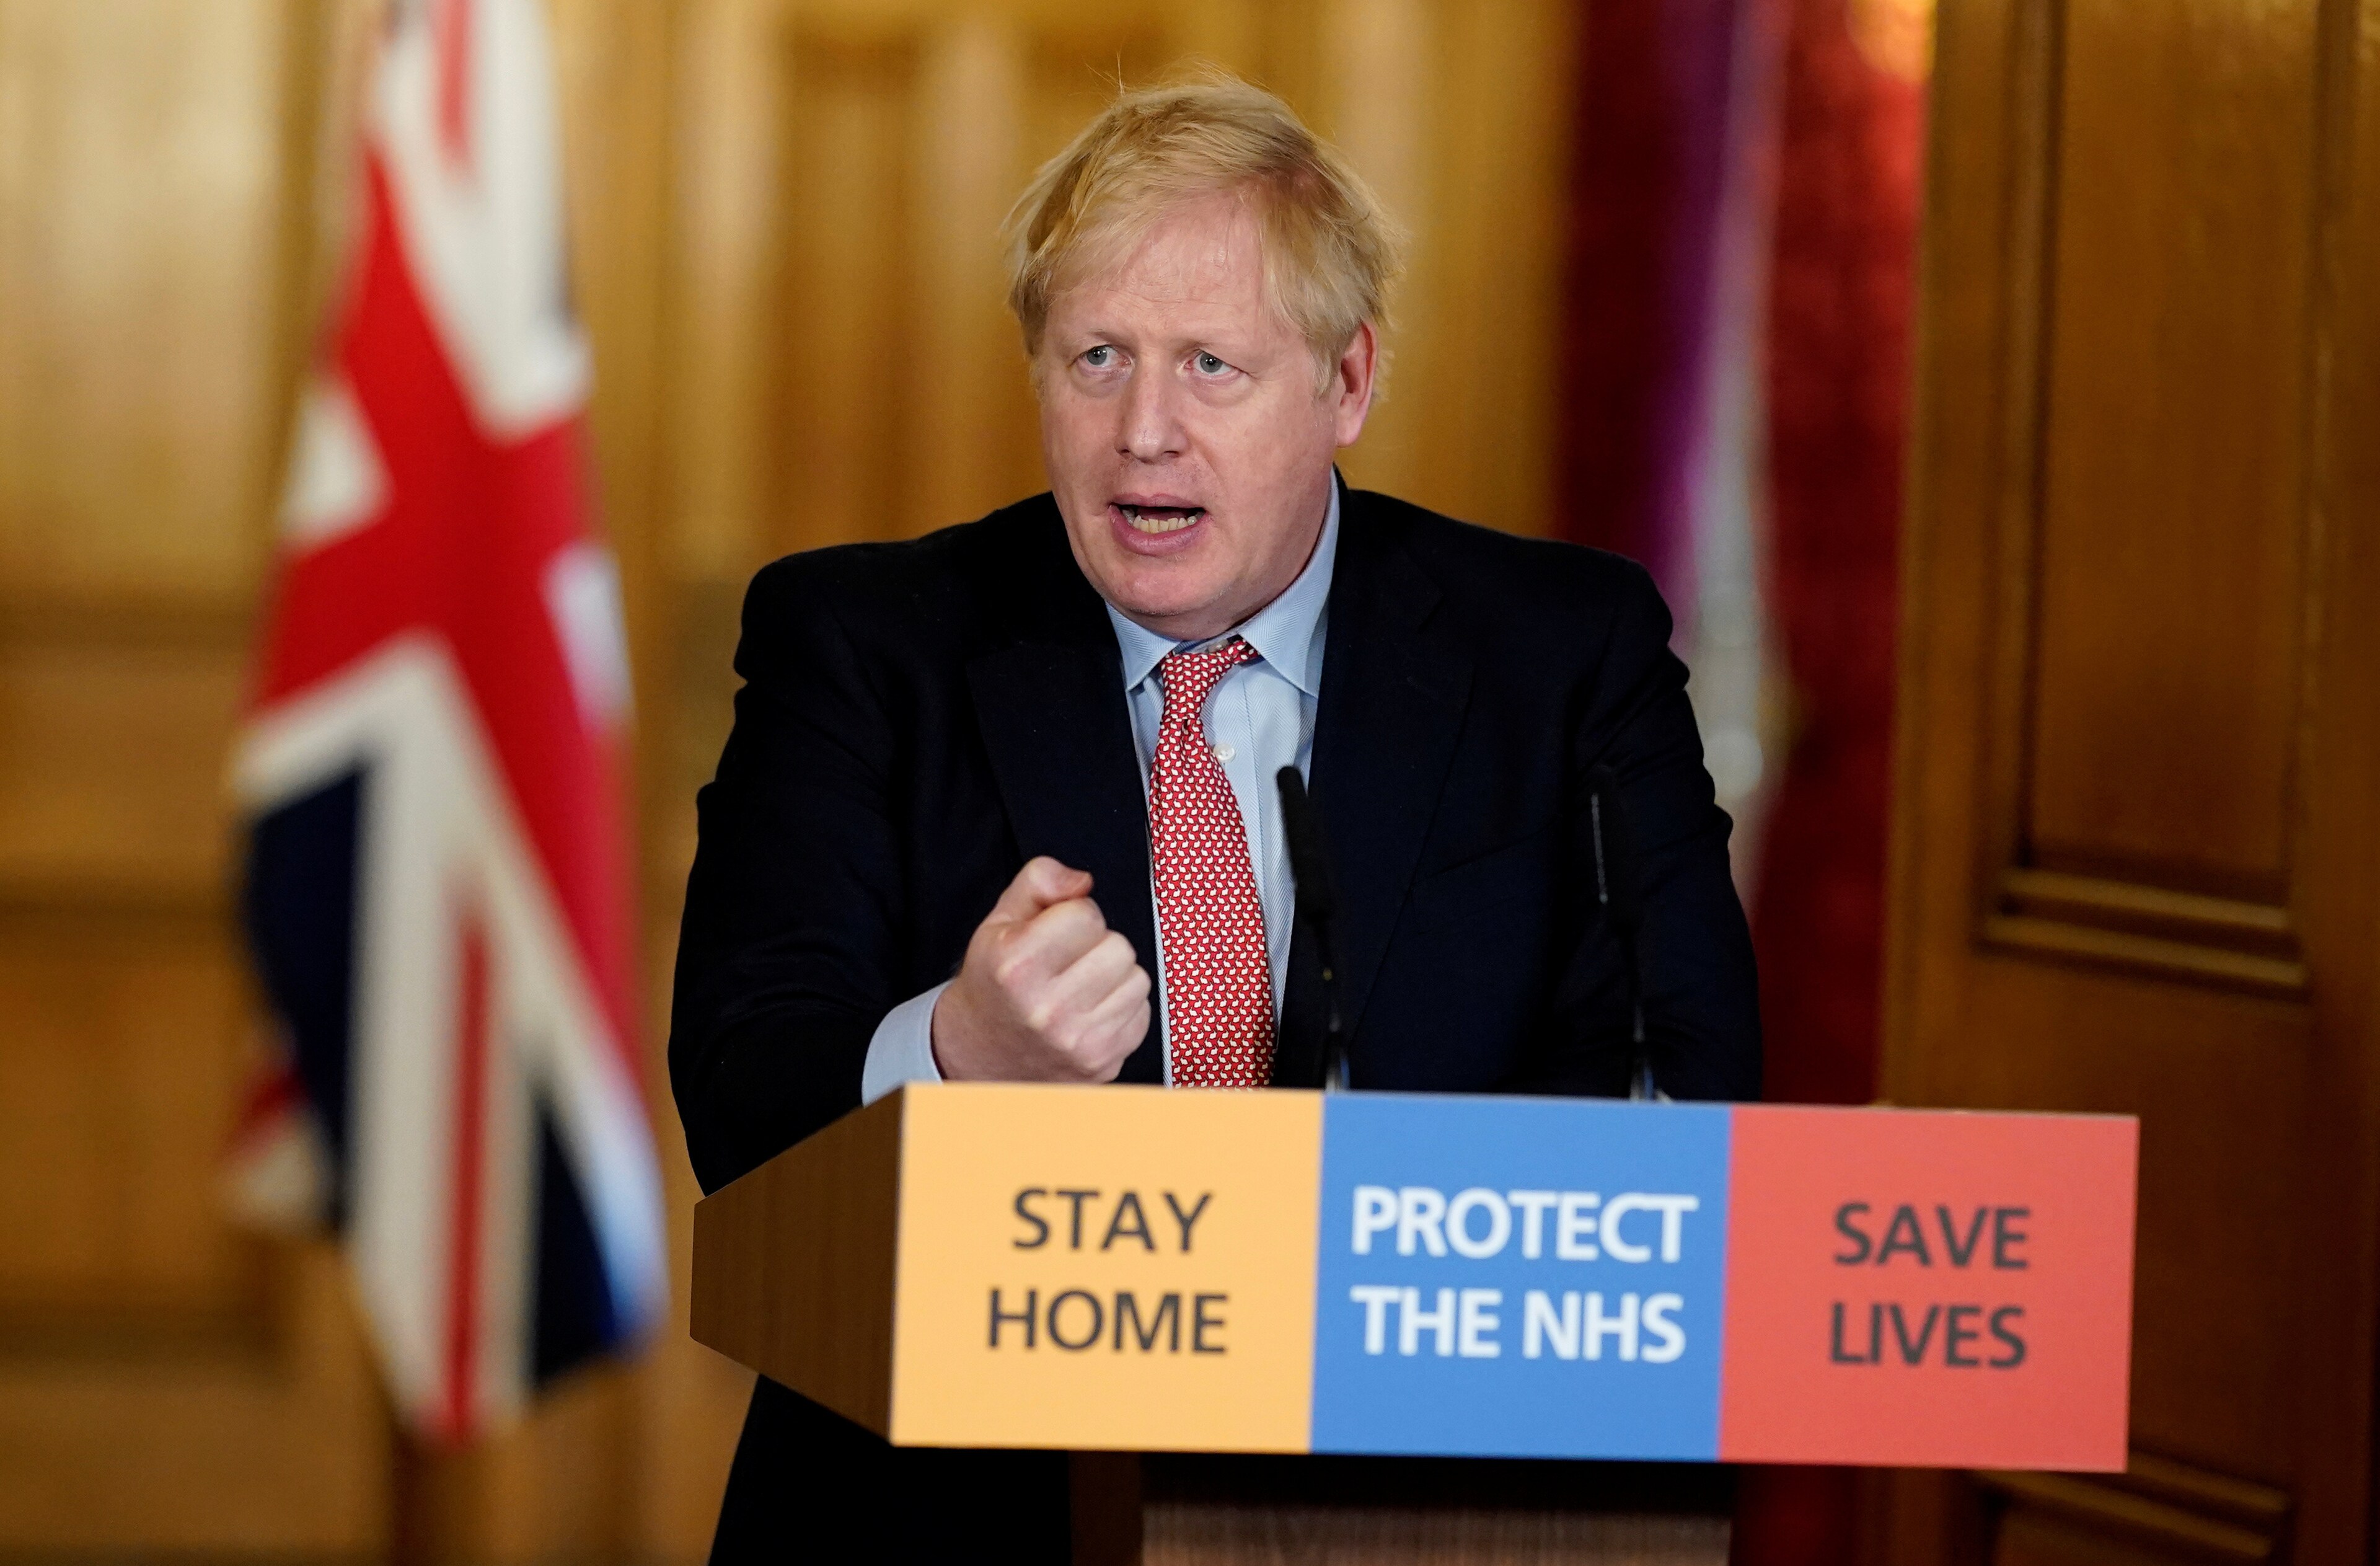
1719,1105 -> 2136,1469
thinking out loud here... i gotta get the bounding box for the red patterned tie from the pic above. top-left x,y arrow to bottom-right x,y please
1149,637 -> 1274,1088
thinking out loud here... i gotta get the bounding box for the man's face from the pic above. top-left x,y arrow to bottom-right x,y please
1036,192 -> 1377,642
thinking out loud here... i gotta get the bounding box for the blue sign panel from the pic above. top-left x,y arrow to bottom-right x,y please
1309,1094 -> 1733,1458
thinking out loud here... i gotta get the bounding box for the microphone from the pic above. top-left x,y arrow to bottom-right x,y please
1276,767 -> 1349,1090
1587,763 -> 1657,1100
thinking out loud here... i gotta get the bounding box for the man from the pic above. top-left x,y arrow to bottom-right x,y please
672,73 -> 1759,1562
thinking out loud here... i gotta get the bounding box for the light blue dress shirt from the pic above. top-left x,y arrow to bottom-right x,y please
860,485 -> 1340,1101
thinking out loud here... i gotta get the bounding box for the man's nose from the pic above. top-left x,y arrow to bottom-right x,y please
1118,365 -> 1186,462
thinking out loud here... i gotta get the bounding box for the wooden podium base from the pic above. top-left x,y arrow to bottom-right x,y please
1072,1453 -> 1733,1565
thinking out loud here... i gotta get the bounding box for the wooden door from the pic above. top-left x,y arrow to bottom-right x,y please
1880,0 -> 2380,1560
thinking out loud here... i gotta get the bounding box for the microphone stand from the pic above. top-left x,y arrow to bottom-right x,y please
1276,768 -> 1349,1090
1587,763 -> 1658,1101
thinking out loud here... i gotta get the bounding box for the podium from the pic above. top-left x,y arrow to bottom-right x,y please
692,1084 -> 2136,1562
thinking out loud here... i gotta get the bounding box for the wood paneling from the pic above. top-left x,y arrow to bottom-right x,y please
0,625 -> 249,901
2022,0 -> 2316,898
1075,1453 -> 1732,1566
1970,0 -> 2326,997
0,915 -> 261,1343
0,0 -> 386,1553
775,29 -> 930,551
0,1245 -> 387,1552
1326,0 -> 1572,535
1881,0 -> 2380,1559
1980,1457 -> 2291,1565
0,0 -> 297,598
1135,1503 -> 1729,1564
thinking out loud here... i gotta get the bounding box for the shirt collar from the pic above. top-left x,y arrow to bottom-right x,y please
1106,477 -> 1339,696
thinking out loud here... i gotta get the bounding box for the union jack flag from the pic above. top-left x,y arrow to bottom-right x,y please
227,0 -> 666,1443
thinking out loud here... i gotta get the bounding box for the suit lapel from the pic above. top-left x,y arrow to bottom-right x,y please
961,489 -> 1471,1090
965,523 -> 1166,1084
1298,488 -> 1474,1069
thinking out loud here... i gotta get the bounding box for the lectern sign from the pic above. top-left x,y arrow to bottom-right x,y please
1718,1104 -> 2135,1467
889,1085 -> 1319,1451
690,1084 -> 2136,1471
1312,1095 -> 1731,1460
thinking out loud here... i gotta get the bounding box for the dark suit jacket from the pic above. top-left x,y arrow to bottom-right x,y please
670,482 -> 1760,1562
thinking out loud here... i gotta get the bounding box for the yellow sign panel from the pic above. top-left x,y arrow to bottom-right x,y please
888,1082 -> 1323,1451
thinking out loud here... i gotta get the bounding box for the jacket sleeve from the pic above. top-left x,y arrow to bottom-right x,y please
1525,560 -> 1763,1102
668,559 -> 907,1192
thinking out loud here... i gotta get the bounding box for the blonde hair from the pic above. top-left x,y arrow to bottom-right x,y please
1003,68 -> 1405,385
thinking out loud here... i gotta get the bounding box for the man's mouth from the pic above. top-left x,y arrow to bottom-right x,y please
1114,502 -> 1205,535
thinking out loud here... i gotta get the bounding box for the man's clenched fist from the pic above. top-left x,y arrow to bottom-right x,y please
930,857 -> 1153,1082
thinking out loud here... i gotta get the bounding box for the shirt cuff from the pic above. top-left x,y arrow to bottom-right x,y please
862,981 -> 950,1105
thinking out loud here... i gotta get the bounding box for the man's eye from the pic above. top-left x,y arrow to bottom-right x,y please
1194,352 -> 1230,376
1081,345 -> 1114,368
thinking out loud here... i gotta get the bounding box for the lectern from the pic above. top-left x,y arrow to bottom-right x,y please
692,1084 -> 2136,1564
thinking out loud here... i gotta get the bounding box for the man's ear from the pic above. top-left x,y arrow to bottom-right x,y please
1332,321 -> 1380,447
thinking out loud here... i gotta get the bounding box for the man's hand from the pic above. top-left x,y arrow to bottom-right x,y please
931,857 -> 1153,1082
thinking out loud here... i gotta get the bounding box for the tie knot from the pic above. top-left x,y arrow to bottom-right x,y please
1157,636 -> 1258,728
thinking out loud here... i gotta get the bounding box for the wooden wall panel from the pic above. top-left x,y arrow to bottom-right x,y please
0,630 -> 247,897
2020,0 -> 2317,901
1982,1457 -> 2293,1565
0,1246 -> 386,1551
1326,0 -> 1574,536
774,32 -> 925,553
913,20 -> 1036,533
0,0 -> 390,1549
1974,0 -> 2327,996
0,0 -> 295,598
0,917 -> 262,1340
1882,0 -> 2380,1560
